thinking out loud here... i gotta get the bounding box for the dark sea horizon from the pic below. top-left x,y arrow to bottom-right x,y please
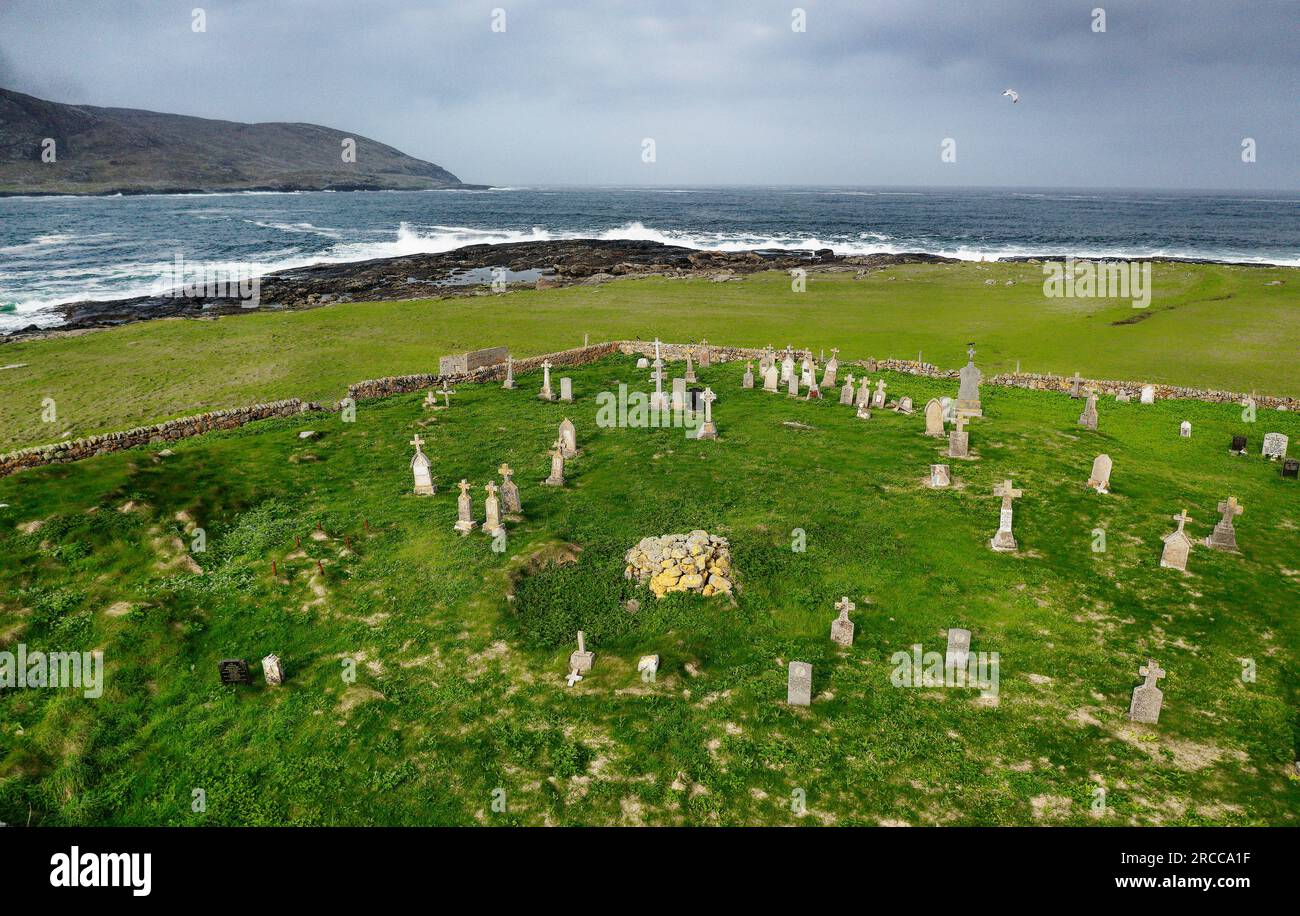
1,184 -> 1296,332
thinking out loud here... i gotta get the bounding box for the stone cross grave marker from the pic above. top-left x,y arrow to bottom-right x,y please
1087,454 -> 1112,494
538,359 -> 555,401
570,630 -> 594,673
410,434 -> 435,496
1128,659 -> 1166,723
565,670 -> 583,687
743,362 -> 754,389
502,355 -> 516,389
1160,509 -> 1194,570
436,385 -> 454,409
872,378 -> 888,408
499,463 -> 522,513
1069,371 -> 1083,399
989,479 -> 1023,551
1078,391 -> 1099,430
696,387 -> 718,439
698,339 -> 711,368
684,349 -> 698,383
1204,496 -> 1243,551
924,398 -> 945,436
839,374 -> 855,406
948,415 -> 970,459
787,661 -> 812,706
956,344 -> 983,417
543,440 -> 566,486
830,597 -> 855,646
483,481 -> 505,537
856,375 -> 871,408
454,479 -> 477,533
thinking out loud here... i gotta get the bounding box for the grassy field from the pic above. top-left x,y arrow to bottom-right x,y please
2,353 -> 1297,826
1,259 -> 1296,452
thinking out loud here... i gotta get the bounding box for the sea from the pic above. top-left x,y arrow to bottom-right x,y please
1,185 -> 1296,332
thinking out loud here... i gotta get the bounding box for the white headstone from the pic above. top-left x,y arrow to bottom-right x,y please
1262,432 -> 1289,460
787,661 -> 812,706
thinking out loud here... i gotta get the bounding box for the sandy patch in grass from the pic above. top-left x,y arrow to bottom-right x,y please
338,685 -> 384,713
1031,794 -> 1074,821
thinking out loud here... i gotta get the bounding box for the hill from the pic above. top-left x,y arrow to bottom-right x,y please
0,87 -> 482,195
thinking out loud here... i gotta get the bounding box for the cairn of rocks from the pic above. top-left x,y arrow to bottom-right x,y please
624,530 -> 734,598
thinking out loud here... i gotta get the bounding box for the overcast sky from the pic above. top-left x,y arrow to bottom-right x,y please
1,0 -> 1295,189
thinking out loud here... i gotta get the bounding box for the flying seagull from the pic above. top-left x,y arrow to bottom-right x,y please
1001,89 -> 1020,104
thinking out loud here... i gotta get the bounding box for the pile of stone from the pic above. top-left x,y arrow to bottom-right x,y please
624,531 -> 734,598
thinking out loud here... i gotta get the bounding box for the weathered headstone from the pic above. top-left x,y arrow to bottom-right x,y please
454,479 -> 477,533
856,376 -> 871,408
939,396 -> 957,422
1087,454 -> 1112,494
800,357 -> 814,388
558,418 -> 577,457
856,403 -> 871,420
543,440 -> 566,486
944,628 -> 971,672
787,369 -> 800,398
261,654 -> 284,686
538,359 -> 556,401
637,655 -> 660,678
1078,392 -> 1099,430
787,661 -> 812,706
839,374 -> 855,405
924,398 -> 945,436
698,339 -> 711,369
1283,458 -> 1299,479
1229,435 -> 1247,456
569,630 -> 594,673
1115,390 -> 1131,403
672,377 -> 687,412
635,356 -> 649,370
1262,432 -> 1289,460
989,479 -> 1023,552
956,344 -> 983,417
1128,659 -> 1165,724
742,362 -> 754,389
410,434 -> 435,496
871,378 -> 888,409
821,348 -> 840,389
483,481 -> 505,538
502,355 -> 516,389
830,597 -> 855,647
1069,371 -> 1083,399
1204,496 -> 1243,551
1159,509 -> 1194,571
499,463 -> 522,513
684,349 -> 698,383
695,388 -> 718,440
895,396 -> 914,415
218,659 -> 252,686
780,350 -> 795,383
929,463 -> 951,488
1179,420 -> 1191,438
1139,385 -> 1156,405
948,415 -> 969,459
763,363 -> 779,392
559,377 -> 574,402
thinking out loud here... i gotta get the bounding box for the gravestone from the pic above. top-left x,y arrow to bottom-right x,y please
929,464 -> 951,488
800,357 -> 814,388
956,344 -> 983,417
1229,435 -> 1247,456
499,463 -> 522,514
1159,509 -> 1194,571
821,348 -> 839,388
1115,390 -> 1131,403
787,370 -> 800,398
763,363 -> 780,392
781,351 -> 795,383
940,396 -> 957,423
989,479 -> 1023,552
1262,432 -> 1289,460
672,377 -> 687,412
454,479 -> 477,533
637,655 -> 660,678
856,376 -> 872,408
856,404 -> 871,420
410,434 -> 435,496
895,395 -> 913,415
483,481 -> 505,538
1069,371 -> 1083,399
839,374 -> 855,406
559,377 -> 574,402
695,388 -> 719,440
218,659 -> 252,686
502,355 -> 516,389
787,661 -> 812,706
805,379 -> 822,400
698,339 -> 711,369
684,350 -> 698,383
636,357 -> 649,370
1283,458 -> 1299,479
830,597 -> 855,647
924,399 -> 945,436
871,379 -> 888,409
439,346 -> 509,376
944,628 -> 971,672
569,630 -> 594,673
543,440 -> 566,486
742,362 -> 754,389
538,359 -> 556,401
650,362 -> 669,411
1204,496 -> 1243,551
261,654 -> 284,686
558,418 -> 577,457
1077,392 -> 1099,430
1087,454 -> 1112,494
948,416 -> 970,459
1128,659 -> 1166,724
1139,385 -> 1156,405
1179,420 -> 1191,438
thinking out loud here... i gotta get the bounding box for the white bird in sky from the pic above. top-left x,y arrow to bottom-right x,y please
1002,89 -> 1020,104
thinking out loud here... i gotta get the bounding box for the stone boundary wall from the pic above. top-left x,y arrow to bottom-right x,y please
0,399 -> 318,477
4,339 -> 1293,478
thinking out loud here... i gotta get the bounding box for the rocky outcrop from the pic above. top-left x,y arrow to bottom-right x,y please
624,531 -> 734,598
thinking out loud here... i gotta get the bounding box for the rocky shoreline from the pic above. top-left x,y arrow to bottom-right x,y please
1,240 -> 955,341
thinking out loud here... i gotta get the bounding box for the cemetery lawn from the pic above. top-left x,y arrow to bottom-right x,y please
2,354 -> 1299,826
2,259 -> 1298,452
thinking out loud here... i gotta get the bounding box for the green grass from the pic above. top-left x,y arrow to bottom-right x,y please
1,260 -> 1296,452
2,353 -> 1297,825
